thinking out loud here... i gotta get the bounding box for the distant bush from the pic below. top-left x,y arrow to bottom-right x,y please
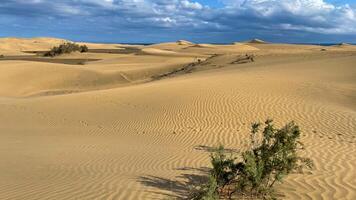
44,42 -> 89,57
191,119 -> 313,199
0,54 -> 4,58
80,45 -> 89,53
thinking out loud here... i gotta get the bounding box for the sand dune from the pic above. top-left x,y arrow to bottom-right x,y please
180,43 -> 259,55
329,43 -> 356,51
147,40 -> 194,51
0,38 -> 125,56
0,61 -> 132,97
0,37 -> 69,55
141,47 -> 198,57
0,38 -> 356,199
245,38 -> 269,44
176,40 -> 194,45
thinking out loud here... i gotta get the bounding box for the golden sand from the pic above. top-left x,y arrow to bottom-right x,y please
0,38 -> 355,199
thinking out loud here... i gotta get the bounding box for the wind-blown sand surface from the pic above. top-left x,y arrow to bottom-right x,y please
0,38 -> 355,199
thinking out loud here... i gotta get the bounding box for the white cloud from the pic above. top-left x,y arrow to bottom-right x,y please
1,0 -> 356,36
180,0 -> 203,10
216,0 -> 356,34
78,0 -> 117,9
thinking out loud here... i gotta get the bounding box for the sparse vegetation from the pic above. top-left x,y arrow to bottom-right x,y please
44,42 -> 89,57
191,119 -> 313,199
231,54 -> 255,64
80,45 -> 89,53
0,54 -> 4,58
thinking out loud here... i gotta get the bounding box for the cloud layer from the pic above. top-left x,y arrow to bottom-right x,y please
1,0 -> 356,42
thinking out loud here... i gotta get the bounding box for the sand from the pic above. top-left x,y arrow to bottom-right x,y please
0,38 -> 355,199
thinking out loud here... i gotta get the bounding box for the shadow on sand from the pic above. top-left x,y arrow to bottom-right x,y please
138,145 -> 240,198
138,167 -> 210,199
193,145 -> 239,153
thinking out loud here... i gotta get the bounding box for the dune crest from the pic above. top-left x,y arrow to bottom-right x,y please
0,37 -> 69,55
246,38 -> 268,44
176,40 -> 194,45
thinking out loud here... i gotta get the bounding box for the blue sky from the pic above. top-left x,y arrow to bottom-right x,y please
1,0 -> 356,43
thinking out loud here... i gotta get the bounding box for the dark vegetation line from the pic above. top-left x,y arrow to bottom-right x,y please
0,55 -> 100,65
151,54 -> 220,80
151,54 -> 255,80
22,47 -> 142,55
43,42 -> 89,57
88,47 -> 141,54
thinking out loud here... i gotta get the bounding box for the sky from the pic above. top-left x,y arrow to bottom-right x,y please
1,0 -> 356,43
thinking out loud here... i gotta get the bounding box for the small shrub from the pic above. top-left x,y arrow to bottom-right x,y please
193,119 -> 313,199
80,45 -> 89,53
189,175 -> 219,200
44,42 -> 89,57
0,54 -> 4,58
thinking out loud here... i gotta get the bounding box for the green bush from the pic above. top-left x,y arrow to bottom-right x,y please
189,175 -> 219,200
193,119 -> 313,199
79,45 -> 89,53
44,42 -> 88,57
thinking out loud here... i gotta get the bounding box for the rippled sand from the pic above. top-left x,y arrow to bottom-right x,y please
0,38 -> 355,199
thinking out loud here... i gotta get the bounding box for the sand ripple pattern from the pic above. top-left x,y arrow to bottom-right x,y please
0,55 -> 355,199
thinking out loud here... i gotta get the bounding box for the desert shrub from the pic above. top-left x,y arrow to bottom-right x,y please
80,45 -> 89,53
193,119 -> 313,199
44,42 -> 89,57
0,54 -> 4,58
189,175 -> 219,200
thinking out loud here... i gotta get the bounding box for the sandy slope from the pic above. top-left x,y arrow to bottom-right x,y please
0,37 -> 69,55
0,38 -> 124,55
0,38 -> 356,199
